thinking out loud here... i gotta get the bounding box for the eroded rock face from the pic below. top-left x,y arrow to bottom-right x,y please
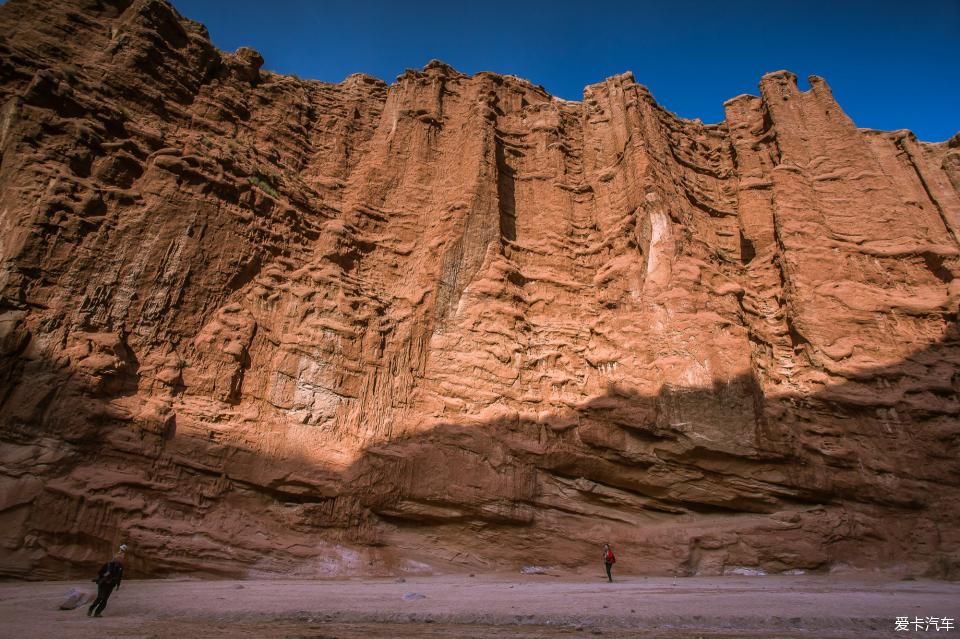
0,0 -> 958,580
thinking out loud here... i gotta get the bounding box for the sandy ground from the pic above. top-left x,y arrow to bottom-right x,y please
1,573 -> 958,638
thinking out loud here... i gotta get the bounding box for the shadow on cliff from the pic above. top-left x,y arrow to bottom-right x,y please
338,319 -> 960,579
3,317 -> 958,579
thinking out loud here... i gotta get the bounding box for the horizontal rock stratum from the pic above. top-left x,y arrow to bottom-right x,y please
0,0 -> 958,580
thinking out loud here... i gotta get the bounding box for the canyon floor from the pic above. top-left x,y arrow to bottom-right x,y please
1,574 -> 957,638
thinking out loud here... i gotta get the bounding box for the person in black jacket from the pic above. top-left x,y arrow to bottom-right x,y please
602,543 -> 615,582
88,547 -> 125,617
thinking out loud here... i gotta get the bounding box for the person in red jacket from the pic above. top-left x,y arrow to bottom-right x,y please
602,543 -> 616,582
88,546 -> 126,617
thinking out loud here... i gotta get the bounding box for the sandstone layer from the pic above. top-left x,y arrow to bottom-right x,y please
0,0 -> 958,580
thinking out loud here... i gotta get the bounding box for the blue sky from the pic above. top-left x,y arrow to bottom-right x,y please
171,0 -> 959,141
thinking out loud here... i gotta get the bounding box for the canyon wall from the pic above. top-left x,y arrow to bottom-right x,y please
0,0 -> 958,579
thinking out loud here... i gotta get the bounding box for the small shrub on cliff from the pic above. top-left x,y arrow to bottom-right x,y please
249,175 -> 278,198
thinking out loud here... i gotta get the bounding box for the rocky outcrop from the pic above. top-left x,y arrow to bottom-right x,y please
0,0 -> 957,580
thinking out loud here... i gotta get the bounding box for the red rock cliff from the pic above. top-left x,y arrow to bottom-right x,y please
0,0 -> 958,579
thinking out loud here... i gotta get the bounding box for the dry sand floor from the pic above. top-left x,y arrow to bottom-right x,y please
1,574 -> 958,638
